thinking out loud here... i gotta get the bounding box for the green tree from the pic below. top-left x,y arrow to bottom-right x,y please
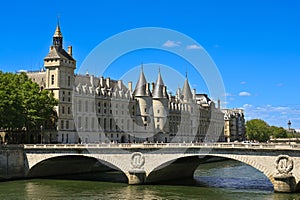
0,71 -> 57,143
269,126 -> 288,138
246,119 -> 271,142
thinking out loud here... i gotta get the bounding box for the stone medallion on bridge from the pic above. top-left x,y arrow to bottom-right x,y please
275,155 -> 294,176
131,152 -> 145,169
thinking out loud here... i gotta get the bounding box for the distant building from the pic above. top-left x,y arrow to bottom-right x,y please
222,109 -> 246,142
26,23 -> 225,144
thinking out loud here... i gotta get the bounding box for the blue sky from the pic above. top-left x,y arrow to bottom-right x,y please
0,0 -> 299,129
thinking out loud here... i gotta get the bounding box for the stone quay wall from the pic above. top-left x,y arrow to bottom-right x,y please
0,145 -> 26,180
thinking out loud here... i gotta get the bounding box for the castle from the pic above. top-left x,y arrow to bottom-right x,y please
27,23 -> 227,144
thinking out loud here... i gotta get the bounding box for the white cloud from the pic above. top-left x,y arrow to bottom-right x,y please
239,91 -> 251,96
213,44 -> 220,48
162,40 -> 181,48
186,44 -> 202,50
240,81 -> 247,85
242,104 -> 300,129
224,92 -> 234,97
276,83 -> 284,87
243,104 -> 253,109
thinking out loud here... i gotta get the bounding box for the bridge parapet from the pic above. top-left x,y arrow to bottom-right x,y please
23,143 -> 300,150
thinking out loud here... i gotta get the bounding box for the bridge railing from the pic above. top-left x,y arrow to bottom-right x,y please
23,142 -> 300,150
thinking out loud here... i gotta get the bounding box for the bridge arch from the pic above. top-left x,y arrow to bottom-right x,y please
26,154 -> 128,182
146,154 -> 275,187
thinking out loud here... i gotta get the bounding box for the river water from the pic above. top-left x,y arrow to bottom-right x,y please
0,160 -> 298,200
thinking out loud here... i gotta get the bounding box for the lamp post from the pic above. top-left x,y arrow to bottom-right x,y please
288,120 -> 292,130
40,125 -> 43,144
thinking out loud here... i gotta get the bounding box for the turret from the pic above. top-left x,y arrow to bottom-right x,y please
53,24 -> 63,49
152,69 -> 169,134
133,66 -> 154,139
182,78 -> 193,102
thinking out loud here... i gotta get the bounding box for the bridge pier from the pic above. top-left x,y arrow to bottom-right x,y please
127,170 -> 146,185
273,175 -> 297,193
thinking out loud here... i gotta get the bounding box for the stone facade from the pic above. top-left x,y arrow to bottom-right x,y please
27,24 -> 225,144
222,108 -> 246,142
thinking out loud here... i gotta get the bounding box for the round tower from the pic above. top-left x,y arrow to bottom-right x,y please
152,70 -> 169,135
133,67 -> 154,141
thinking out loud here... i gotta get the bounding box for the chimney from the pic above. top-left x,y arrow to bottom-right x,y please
128,81 -> 132,91
106,77 -> 110,88
68,46 -> 73,56
218,99 -> 221,110
163,86 -> 167,97
193,89 -> 196,99
100,76 -> 104,87
146,83 -> 150,95
118,80 -> 122,89
90,75 -> 94,87
151,82 -> 155,93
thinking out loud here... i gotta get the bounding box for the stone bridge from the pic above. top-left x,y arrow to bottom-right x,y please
24,143 -> 300,193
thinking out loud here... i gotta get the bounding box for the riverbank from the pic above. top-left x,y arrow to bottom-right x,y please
0,145 -> 25,180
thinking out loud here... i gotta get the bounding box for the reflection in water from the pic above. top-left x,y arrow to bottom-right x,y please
0,160 -> 298,200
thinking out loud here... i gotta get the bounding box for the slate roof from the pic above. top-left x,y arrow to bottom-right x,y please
44,47 -> 75,61
182,78 -> 193,101
133,69 -> 151,97
152,71 -> 166,99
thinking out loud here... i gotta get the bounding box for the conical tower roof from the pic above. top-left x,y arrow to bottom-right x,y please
153,70 -> 166,99
182,78 -> 193,102
134,67 -> 150,96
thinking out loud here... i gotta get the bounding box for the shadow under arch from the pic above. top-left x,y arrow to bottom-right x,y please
27,155 -> 128,183
146,155 -> 274,190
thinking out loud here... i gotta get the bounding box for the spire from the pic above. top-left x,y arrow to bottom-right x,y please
134,65 -> 150,96
53,18 -> 62,38
185,67 -> 188,78
182,77 -> 193,102
153,69 -> 166,99
53,19 -> 63,48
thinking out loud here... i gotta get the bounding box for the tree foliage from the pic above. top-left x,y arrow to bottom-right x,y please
246,119 -> 271,142
0,71 -> 57,132
269,126 -> 288,138
246,119 -> 289,142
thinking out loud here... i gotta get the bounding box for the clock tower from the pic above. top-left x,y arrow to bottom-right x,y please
44,22 -> 76,143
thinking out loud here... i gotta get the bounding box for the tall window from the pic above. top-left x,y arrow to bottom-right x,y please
85,117 -> 88,129
78,100 -> 82,112
68,76 -> 71,86
62,106 -> 65,114
51,75 -> 54,85
78,116 -> 81,129
61,120 -> 64,129
104,118 -> 106,130
66,120 -> 69,129
110,119 -> 113,130
68,107 -> 71,114
91,117 -> 94,130
85,101 -> 88,112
